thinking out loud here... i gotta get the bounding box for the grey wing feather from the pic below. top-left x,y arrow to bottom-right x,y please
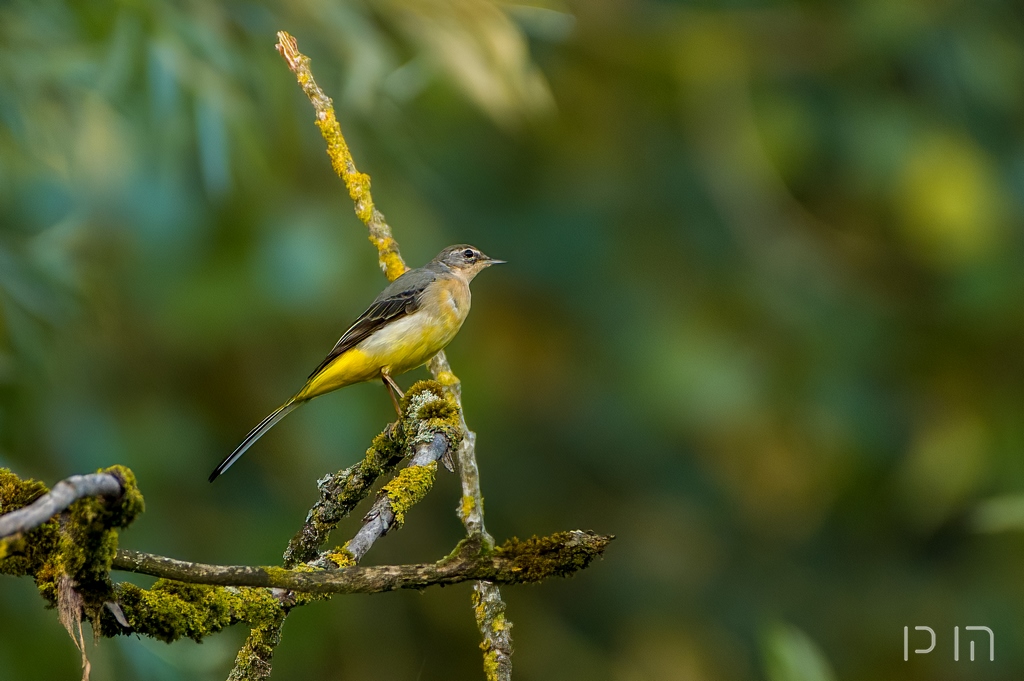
307,267 -> 440,380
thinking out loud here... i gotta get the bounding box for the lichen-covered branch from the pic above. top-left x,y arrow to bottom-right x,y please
110,531 -> 611,596
0,472 -> 123,539
335,381 -> 464,564
225,380 -> 460,679
427,354 -> 490,541
98,530 -> 612,659
296,382 -> 462,568
342,436 -> 444,564
474,582 -> 513,680
0,465 -> 145,678
93,528 -> 611,679
0,462 -> 612,677
228,619 -> 285,681
275,31 -> 407,282
429,350 -> 513,681
282,425 -> 406,568
275,30 -> 514,676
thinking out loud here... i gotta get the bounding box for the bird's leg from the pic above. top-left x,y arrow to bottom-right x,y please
381,370 -> 405,416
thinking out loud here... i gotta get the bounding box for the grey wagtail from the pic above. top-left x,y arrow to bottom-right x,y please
208,244 -> 504,482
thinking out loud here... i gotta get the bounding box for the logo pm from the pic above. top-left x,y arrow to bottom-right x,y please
903,626 -> 994,662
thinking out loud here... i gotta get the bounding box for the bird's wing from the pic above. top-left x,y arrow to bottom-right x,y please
306,267 -> 439,380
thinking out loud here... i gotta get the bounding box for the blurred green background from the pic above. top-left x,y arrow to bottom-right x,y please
3,0 -> 1024,679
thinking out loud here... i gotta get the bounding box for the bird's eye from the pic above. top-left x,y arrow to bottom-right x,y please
463,249 -> 475,259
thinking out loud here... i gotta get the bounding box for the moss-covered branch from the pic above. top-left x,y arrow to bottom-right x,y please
0,464 -> 145,675
282,416 -> 406,567
100,580 -> 284,643
230,380 -> 459,679
96,531 -> 613,654
111,531 -> 612,597
228,619 -> 285,681
0,466 -> 144,610
340,382 -> 462,564
0,464 -> 613,662
292,382 -> 462,569
0,472 -> 123,539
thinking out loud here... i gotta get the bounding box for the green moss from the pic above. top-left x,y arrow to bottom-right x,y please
440,536 -> 480,563
400,381 -> 463,455
381,463 -> 437,526
35,466 -> 146,615
0,465 -> 146,628
0,468 -> 49,512
0,469 -> 57,578
101,579 -> 283,643
97,465 -> 146,528
413,391 -> 459,422
228,618 -> 285,681
401,380 -> 446,409
362,426 -> 405,478
492,532 -> 606,583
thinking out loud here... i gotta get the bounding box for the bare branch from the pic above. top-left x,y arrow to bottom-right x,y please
0,473 -> 122,539
112,531 -> 613,595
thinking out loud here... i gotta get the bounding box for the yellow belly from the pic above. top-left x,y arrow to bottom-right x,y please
297,281 -> 469,400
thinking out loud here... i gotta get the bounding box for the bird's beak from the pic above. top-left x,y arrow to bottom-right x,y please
484,257 -> 506,266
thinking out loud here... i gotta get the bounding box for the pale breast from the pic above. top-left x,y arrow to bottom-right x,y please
357,276 -> 471,375
428,276 -> 472,327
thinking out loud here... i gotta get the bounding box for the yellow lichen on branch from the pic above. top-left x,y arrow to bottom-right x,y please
274,31 -> 408,282
382,463 -> 438,526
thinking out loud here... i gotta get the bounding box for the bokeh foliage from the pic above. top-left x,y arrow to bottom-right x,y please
2,0 -> 1024,679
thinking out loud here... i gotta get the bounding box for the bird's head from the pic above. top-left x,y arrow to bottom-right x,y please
435,244 -> 505,281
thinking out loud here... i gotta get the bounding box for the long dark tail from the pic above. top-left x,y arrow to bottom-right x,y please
209,400 -> 300,482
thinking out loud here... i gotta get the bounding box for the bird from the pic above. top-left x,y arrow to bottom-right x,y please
208,244 -> 504,482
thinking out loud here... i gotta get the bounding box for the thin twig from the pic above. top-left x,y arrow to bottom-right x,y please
426,354 -> 490,541
473,583 -> 513,679
275,31 -> 407,282
0,473 -> 122,539
425,355 -> 512,680
111,531 -> 612,595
